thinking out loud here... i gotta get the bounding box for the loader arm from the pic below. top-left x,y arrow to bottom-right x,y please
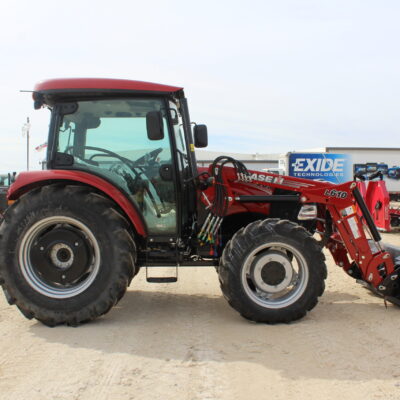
201,165 -> 396,291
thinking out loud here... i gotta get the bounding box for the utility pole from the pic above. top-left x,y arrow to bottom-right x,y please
27,117 -> 30,171
22,117 -> 31,171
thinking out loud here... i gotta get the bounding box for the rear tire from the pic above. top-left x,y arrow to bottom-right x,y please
218,219 -> 327,323
0,184 -> 136,326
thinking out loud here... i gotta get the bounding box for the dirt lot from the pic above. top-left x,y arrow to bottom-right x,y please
1,232 -> 400,400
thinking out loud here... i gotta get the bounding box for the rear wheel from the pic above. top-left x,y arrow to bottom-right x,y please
0,184 -> 136,326
219,219 -> 327,323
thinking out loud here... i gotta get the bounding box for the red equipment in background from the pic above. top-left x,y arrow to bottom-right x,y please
356,172 -> 399,232
391,207 -> 400,227
365,179 -> 391,232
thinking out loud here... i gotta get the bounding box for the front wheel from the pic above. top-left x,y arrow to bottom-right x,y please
0,184 -> 136,326
218,219 -> 327,323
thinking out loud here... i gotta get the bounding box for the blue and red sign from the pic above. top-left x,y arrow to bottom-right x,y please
288,153 -> 352,183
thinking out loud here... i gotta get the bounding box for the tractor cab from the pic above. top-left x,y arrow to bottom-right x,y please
32,78 -> 207,254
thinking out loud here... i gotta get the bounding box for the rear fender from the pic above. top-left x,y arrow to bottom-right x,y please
8,170 -> 147,237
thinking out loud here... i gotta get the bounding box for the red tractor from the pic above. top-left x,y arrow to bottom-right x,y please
1,78 -> 399,326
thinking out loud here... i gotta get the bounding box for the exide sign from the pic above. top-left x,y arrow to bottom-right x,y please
288,153 -> 352,183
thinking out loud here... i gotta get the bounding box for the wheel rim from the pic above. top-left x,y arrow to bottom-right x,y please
19,216 -> 101,299
241,242 -> 309,309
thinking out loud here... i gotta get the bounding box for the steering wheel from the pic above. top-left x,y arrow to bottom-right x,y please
66,145 -> 163,217
65,145 -> 134,170
82,146 -> 136,168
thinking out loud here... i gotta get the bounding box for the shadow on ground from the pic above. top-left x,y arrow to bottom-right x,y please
29,287 -> 400,381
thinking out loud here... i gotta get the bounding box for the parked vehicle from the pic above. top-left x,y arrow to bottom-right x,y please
377,163 -> 389,175
354,164 -> 367,175
0,173 -> 15,218
388,167 -> 400,180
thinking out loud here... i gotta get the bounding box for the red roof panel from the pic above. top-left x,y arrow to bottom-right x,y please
34,78 -> 183,94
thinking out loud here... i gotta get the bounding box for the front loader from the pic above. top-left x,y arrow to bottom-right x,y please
0,77 -> 399,326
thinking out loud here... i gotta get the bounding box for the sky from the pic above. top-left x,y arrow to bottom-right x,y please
0,0 -> 399,172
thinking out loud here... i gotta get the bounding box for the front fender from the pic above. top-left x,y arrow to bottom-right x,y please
8,170 -> 147,237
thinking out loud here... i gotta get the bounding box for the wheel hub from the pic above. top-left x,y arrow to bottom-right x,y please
261,261 -> 286,285
50,243 -> 74,270
250,251 -> 293,293
30,227 -> 92,286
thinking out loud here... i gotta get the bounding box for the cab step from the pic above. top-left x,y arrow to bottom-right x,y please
145,266 -> 178,283
146,277 -> 178,283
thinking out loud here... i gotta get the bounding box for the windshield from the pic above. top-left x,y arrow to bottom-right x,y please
58,99 -> 171,162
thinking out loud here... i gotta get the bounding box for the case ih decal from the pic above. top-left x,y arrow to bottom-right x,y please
237,172 -> 315,188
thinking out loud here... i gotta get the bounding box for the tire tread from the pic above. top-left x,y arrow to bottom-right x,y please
0,184 -> 136,326
218,218 -> 327,323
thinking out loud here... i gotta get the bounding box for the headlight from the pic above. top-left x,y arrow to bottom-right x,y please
297,204 -> 317,220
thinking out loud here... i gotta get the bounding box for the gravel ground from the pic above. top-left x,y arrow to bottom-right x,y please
1,231 -> 400,400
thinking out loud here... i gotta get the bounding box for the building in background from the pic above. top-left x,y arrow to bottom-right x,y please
195,150 -> 279,171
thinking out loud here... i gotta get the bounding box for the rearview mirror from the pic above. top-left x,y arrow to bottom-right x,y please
194,124 -> 208,148
146,111 -> 164,140
83,115 -> 101,130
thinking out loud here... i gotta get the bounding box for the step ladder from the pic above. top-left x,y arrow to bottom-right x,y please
145,266 -> 178,283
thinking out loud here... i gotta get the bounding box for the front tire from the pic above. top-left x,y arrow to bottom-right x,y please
218,219 -> 327,323
0,184 -> 136,326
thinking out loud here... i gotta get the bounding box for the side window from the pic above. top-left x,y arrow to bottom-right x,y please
58,121 -> 76,153
57,99 -> 177,236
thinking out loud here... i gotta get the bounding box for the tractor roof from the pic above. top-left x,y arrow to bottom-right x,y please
33,78 -> 184,108
34,78 -> 183,95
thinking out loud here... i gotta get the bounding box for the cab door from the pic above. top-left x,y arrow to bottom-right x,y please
168,100 -> 195,240
55,97 -> 178,237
